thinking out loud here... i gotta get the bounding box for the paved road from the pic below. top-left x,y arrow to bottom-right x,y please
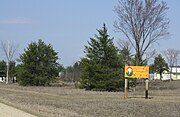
0,102 -> 36,117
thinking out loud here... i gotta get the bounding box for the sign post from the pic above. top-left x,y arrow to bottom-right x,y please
124,78 -> 128,99
145,78 -> 149,99
124,66 -> 149,99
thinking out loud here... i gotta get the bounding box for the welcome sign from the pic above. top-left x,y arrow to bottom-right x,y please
124,66 -> 149,78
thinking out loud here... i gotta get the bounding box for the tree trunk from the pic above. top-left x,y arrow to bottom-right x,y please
160,72 -> 162,80
6,61 -> 9,84
135,52 -> 142,66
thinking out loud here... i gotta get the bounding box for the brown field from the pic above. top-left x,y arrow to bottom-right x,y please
0,80 -> 179,117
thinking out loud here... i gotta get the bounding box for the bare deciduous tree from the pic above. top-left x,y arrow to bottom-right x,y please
163,49 -> 180,67
1,41 -> 17,84
114,0 -> 169,65
117,39 -> 132,51
163,48 -> 180,80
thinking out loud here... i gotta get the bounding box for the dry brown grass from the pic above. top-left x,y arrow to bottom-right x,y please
0,80 -> 179,117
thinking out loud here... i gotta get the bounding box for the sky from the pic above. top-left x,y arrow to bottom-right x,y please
0,0 -> 180,67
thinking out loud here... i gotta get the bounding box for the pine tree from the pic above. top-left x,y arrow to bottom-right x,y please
80,24 -> 124,91
0,60 -> 6,77
151,54 -> 169,80
85,24 -> 120,68
16,39 -> 59,86
120,47 -> 132,65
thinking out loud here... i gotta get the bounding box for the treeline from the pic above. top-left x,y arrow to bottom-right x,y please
0,24 -> 128,91
0,24 -> 172,91
0,0 -> 170,91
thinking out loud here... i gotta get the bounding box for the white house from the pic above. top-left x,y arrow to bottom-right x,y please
154,66 -> 180,80
0,77 -> 5,82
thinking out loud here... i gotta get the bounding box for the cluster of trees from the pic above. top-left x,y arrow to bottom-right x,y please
59,62 -> 80,83
150,49 -> 180,80
0,41 -> 17,84
150,54 -> 169,80
0,60 -> 16,82
0,0 -> 170,91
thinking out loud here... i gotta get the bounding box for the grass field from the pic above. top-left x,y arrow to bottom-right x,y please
0,80 -> 179,117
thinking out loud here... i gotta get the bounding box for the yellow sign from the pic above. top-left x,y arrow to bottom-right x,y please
124,66 -> 149,78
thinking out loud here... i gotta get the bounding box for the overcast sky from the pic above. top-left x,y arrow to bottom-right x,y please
0,0 -> 179,67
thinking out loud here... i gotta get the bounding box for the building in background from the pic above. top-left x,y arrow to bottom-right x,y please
154,66 -> 180,80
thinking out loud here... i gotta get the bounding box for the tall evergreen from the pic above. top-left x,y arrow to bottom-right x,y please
85,24 -> 120,68
80,24 -> 124,91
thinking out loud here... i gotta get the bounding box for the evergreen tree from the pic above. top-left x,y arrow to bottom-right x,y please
0,60 -> 6,77
151,54 -> 169,80
84,24 -> 120,68
80,24 -> 124,91
0,60 -> 16,82
16,39 -> 59,86
120,47 -> 132,65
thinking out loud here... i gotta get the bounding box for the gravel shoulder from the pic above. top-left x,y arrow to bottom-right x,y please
0,102 -> 36,117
